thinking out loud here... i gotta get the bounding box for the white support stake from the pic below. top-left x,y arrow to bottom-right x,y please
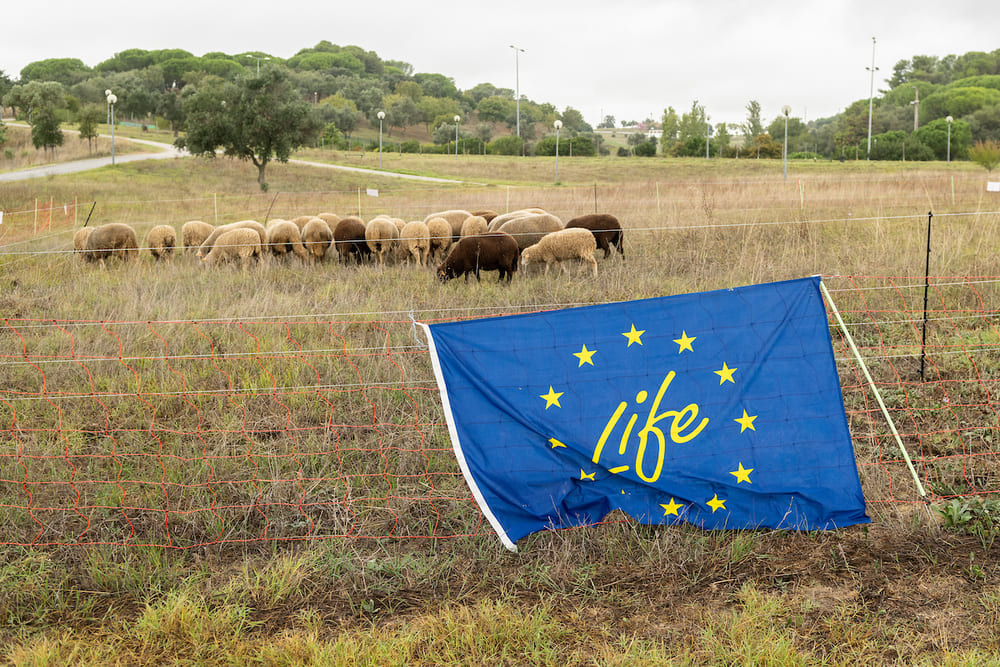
820,280 -> 928,499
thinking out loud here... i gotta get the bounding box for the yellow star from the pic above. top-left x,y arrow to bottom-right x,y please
622,324 -> 645,347
573,344 -> 597,367
730,462 -> 754,484
707,494 -> 727,513
673,331 -> 696,353
735,410 -> 757,432
580,469 -> 596,481
549,438 -> 566,449
715,362 -> 738,385
660,498 -> 684,516
540,386 -> 563,409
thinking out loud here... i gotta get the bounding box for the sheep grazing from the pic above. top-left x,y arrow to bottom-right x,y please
83,223 -> 139,265
291,215 -> 315,232
198,220 -> 267,258
316,212 -> 341,232
301,218 -> 334,263
496,213 -> 564,252
423,209 -> 473,240
565,214 -> 624,259
521,228 -> 598,277
487,208 -> 548,232
399,220 -> 431,267
266,220 -> 310,261
202,228 -> 263,267
145,225 -> 177,261
437,232 -> 519,283
73,227 -> 93,256
182,220 -> 214,253
426,216 -> 453,263
333,216 -> 371,264
469,209 -> 498,224
365,217 -> 399,266
460,215 -> 489,239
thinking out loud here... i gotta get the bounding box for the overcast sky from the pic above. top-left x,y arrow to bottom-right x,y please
4,0 -> 998,129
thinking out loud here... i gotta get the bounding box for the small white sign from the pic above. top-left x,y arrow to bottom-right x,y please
366,188 -> 379,197
0,211 -> 3,225
987,182 -> 1000,192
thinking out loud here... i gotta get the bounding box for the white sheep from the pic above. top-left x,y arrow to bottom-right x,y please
198,220 -> 267,258
423,209 -> 473,239
496,213 -> 564,251
182,220 -> 214,253
266,220 -> 310,261
73,227 -> 93,256
145,225 -> 177,261
460,215 -> 488,239
400,220 -> 431,267
202,228 -> 263,267
487,208 -> 549,232
426,216 -> 453,262
301,218 -> 334,264
520,227 -> 598,277
365,217 -> 399,266
316,212 -> 341,231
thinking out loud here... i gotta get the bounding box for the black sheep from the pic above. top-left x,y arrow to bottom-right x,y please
437,232 -> 519,283
565,213 -> 624,259
333,216 -> 372,264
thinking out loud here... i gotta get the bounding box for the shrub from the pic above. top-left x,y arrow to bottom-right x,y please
400,139 -> 420,153
487,135 -> 523,156
969,139 -> 1000,171
633,140 -> 657,157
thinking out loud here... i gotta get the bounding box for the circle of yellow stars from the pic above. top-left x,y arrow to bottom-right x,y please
537,323 -> 758,520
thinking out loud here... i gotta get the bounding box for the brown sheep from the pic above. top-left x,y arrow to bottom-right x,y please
426,216 -> 453,262
496,213 -> 564,251
302,218 -> 334,263
521,228 -> 598,277
145,225 -> 176,261
266,220 -> 310,261
365,217 -> 399,266
198,220 -> 267,257
437,232 -> 519,283
333,217 -> 371,264
565,214 -> 624,259
182,220 -> 214,253
202,228 -> 263,267
83,223 -> 139,265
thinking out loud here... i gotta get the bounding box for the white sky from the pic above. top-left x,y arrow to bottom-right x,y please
4,0 -> 998,129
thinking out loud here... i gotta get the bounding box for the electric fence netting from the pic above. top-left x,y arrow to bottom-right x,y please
2,275 -> 1000,548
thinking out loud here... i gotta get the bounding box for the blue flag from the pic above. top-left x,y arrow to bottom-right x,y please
422,276 -> 869,551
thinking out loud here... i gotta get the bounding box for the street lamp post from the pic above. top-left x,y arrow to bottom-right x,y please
705,115 -> 711,159
454,115 -> 460,158
377,111 -> 385,169
245,54 -> 270,74
553,119 -> 562,184
866,36 -> 878,159
509,45 -> 524,144
946,115 -> 953,164
104,89 -> 112,135
106,91 -> 117,165
782,105 -> 791,181
911,86 -> 919,132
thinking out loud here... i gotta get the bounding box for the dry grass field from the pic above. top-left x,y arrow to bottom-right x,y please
3,141 -> 1000,664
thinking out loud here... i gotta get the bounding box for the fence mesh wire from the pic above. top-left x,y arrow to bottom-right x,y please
3,275 -> 1000,548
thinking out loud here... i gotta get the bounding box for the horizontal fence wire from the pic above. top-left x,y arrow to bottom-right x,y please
2,276 -> 1000,548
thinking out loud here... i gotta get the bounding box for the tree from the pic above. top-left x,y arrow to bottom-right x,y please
20,58 -> 91,86
77,104 -> 103,152
915,117 -> 972,160
31,109 -> 63,155
475,123 -> 493,144
558,107 -> 591,134
476,95 -> 513,124
677,100 -> 707,143
177,68 -> 320,189
597,114 -> 616,129
969,139 -> 1000,171
742,100 -> 763,148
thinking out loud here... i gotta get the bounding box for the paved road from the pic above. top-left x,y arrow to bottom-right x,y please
0,124 -> 463,184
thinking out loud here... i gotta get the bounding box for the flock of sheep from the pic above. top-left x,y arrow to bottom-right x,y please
72,208 -> 625,282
